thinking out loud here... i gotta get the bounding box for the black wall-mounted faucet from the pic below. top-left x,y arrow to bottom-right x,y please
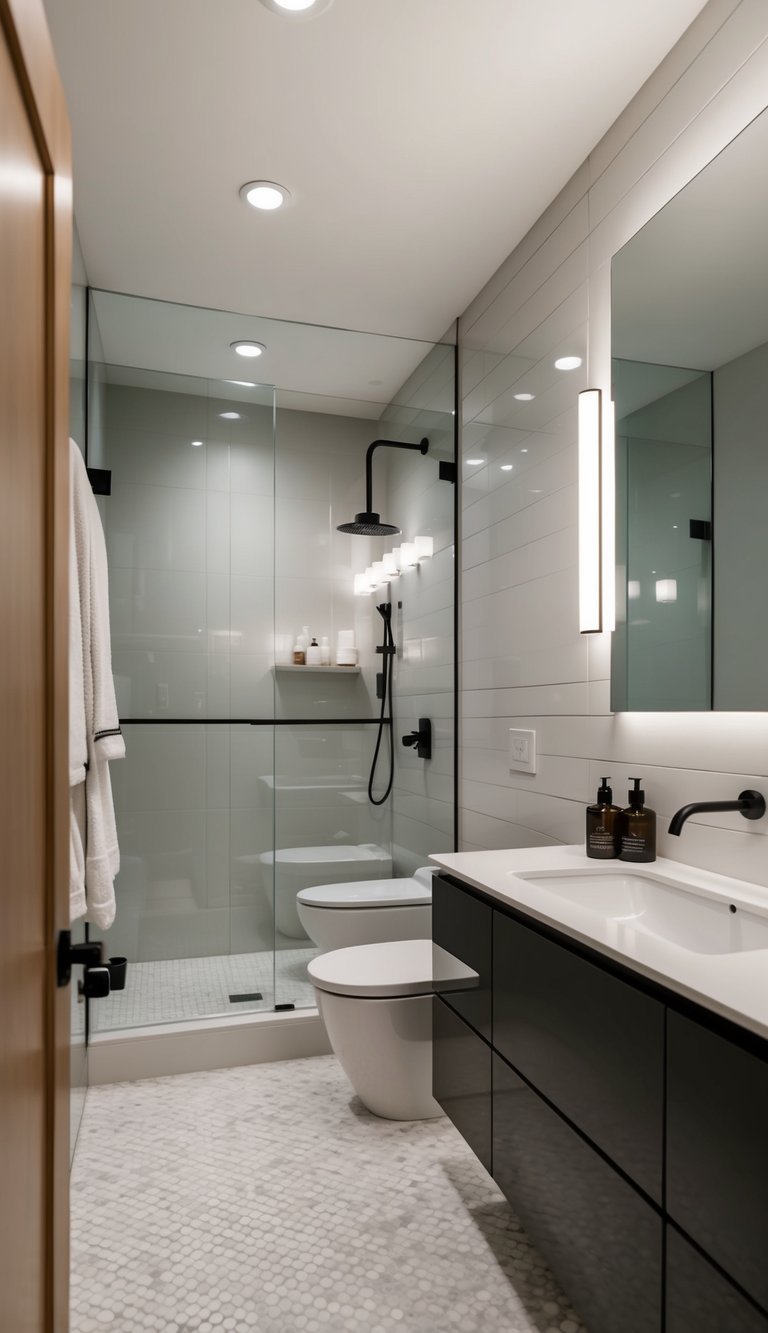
668,789 -> 766,836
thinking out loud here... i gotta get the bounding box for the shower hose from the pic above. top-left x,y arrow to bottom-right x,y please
368,601 -> 395,806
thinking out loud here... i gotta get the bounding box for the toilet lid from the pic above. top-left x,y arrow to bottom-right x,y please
297,874 -> 432,909
308,939 -> 478,999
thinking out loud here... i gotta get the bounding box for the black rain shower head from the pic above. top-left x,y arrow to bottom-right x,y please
337,513 -> 401,537
337,438 -> 429,535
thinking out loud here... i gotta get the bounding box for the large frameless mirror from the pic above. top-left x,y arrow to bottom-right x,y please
611,107 -> 768,711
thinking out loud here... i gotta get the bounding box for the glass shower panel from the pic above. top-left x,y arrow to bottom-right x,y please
273,724 -> 392,1008
228,722 -> 276,963
97,371 -> 274,723
379,346 -> 457,875
93,723 -> 273,1028
85,288 -> 455,1028
87,354 -> 276,1030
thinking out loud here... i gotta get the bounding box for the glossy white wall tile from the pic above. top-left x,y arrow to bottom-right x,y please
458,0 -> 768,888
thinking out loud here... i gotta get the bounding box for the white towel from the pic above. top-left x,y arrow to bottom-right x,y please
69,440 -> 125,929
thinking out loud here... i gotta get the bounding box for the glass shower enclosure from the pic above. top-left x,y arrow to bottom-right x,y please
84,291 -> 456,1032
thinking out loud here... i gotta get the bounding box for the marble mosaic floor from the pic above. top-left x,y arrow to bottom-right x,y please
71,1055 -> 588,1333
92,948 -> 319,1031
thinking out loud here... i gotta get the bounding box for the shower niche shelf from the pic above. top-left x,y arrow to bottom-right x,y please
273,664 -> 361,674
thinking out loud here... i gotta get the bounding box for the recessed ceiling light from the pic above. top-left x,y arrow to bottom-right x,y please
240,181 -> 291,211
466,459 -> 485,466
191,440 -> 204,448
521,448 -> 528,453
500,465 -> 513,472
220,412 -> 241,420
554,356 -> 582,370
258,0 -> 333,13
514,392 -> 535,401
231,341 -> 266,358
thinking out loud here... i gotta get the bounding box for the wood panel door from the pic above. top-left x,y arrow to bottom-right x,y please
0,2 -> 72,1330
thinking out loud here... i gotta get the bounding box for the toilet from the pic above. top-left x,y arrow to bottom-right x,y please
256,842 -> 393,939
308,939 -> 442,1120
296,867 -> 434,952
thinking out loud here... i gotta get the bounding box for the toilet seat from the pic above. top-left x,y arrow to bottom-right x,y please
297,873 -> 432,911
308,939 -> 434,999
308,938 -> 477,1000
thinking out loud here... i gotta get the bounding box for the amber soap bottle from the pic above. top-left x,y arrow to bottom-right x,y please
619,778 -> 657,863
586,776 -> 621,859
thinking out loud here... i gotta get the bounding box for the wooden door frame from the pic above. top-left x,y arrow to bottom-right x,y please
0,1 -> 72,1326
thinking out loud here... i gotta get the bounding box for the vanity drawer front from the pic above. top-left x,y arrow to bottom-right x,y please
493,1054 -> 662,1333
666,1226 -> 768,1333
432,874 -> 492,1040
493,910 -> 664,1200
667,1010 -> 768,1313
433,996 -> 492,1175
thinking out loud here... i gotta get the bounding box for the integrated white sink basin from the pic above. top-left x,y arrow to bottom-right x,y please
516,871 -> 768,956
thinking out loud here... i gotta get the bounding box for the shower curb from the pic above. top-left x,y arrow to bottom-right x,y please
88,1008 -> 331,1085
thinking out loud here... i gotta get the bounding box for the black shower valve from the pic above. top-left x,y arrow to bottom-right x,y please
402,718 -> 432,760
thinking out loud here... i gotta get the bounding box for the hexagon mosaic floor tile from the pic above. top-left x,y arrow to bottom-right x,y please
71,1055 -> 588,1333
91,948 -> 319,1032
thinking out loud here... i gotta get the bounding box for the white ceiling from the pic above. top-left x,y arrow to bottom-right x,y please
46,0 -> 706,346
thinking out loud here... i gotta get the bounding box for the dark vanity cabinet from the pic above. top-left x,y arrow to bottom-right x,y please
667,1010 -> 768,1314
432,996 -> 492,1173
493,1055 -> 662,1333
494,911 -> 664,1201
666,1227 -> 768,1333
432,873 -> 492,1040
432,872 -> 768,1333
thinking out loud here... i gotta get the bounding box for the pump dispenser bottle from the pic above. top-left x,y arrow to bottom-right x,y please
619,778 -> 657,863
586,777 -> 621,859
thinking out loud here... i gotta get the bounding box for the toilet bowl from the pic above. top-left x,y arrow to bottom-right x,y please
257,843 -> 392,939
296,867 -> 433,952
308,939 -> 442,1120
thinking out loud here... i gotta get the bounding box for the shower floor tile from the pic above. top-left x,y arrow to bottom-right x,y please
91,948 -> 319,1031
70,1055 -> 588,1333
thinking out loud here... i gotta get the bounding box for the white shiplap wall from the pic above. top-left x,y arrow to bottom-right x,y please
458,0 -> 768,888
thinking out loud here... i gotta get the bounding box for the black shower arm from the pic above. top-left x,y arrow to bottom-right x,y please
364,438 -> 429,514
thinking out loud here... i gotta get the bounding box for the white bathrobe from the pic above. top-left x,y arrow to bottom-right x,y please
69,440 -> 125,929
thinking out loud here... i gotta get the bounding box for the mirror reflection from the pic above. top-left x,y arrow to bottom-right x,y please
611,108 -> 768,710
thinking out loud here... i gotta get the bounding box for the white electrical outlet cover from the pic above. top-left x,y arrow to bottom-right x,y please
508,728 -> 536,774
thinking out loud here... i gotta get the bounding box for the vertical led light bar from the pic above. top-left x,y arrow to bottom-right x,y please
601,396 -> 616,633
578,388 -> 602,633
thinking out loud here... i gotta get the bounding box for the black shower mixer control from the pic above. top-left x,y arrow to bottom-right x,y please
402,718 -> 432,761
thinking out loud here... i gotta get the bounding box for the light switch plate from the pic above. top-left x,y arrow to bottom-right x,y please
509,728 -> 536,774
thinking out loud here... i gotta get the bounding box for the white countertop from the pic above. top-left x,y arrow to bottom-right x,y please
429,845 -> 768,1041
